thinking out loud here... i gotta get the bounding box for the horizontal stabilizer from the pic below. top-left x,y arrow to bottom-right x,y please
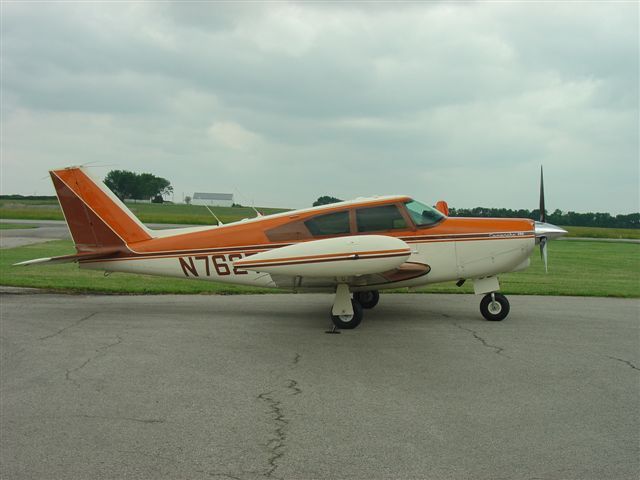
14,249 -> 121,266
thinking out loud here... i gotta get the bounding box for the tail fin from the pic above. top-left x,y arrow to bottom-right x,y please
51,167 -> 153,253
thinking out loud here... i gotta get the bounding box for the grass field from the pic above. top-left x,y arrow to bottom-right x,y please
0,199 -> 288,225
1,199 -> 638,238
562,226 -> 640,239
1,239 -> 638,297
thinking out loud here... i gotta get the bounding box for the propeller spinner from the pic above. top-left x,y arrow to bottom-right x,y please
534,166 -> 567,272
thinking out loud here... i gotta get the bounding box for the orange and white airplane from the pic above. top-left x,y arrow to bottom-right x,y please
17,166 -> 567,329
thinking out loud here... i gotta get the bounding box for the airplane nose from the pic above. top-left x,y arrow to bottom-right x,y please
534,221 -> 568,241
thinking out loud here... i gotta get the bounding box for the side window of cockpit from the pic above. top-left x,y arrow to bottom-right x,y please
304,211 -> 350,237
356,205 -> 408,233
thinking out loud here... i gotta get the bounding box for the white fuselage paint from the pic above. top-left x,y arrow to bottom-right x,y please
81,236 -> 536,292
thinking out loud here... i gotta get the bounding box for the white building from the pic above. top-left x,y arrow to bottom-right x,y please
192,192 -> 234,207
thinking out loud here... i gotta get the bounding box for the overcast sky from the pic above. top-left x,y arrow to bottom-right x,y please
2,1 -> 638,213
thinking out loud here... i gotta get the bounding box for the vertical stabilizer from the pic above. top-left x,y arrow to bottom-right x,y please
50,167 -> 153,252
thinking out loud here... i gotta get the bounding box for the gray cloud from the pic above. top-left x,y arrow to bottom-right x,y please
1,1 -> 638,213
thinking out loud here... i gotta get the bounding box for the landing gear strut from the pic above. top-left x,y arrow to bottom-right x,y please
354,290 -> 379,309
480,292 -> 510,321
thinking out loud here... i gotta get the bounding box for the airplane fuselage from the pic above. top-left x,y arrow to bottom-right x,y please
80,214 -> 536,293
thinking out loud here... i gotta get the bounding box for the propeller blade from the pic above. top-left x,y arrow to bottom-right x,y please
539,165 -> 546,223
540,237 -> 548,273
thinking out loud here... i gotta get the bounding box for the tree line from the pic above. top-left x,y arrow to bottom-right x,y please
448,207 -> 639,229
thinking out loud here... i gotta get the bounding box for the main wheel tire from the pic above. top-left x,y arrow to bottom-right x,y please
331,300 -> 363,329
354,290 -> 380,309
480,293 -> 510,321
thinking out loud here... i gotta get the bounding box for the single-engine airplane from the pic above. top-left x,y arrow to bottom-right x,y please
17,166 -> 566,329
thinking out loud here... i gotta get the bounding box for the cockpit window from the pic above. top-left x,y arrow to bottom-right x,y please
304,211 -> 350,236
404,200 -> 445,227
356,205 -> 408,232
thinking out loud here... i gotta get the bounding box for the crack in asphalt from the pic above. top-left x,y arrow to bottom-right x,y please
257,390 -> 287,479
65,335 -> 123,386
606,355 -> 639,371
39,312 -> 98,340
255,352 -> 302,479
454,323 -> 510,358
285,379 -> 302,396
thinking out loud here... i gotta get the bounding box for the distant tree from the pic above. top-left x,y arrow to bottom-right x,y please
184,195 -> 192,205
104,170 -> 138,200
104,170 -> 173,201
313,195 -> 342,207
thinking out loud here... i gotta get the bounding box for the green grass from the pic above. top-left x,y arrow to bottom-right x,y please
1,239 -> 638,297
0,223 -> 37,230
562,226 -> 640,240
0,199 -> 288,225
416,240 -> 639,297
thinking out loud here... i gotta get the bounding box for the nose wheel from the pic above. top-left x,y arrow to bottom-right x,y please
331,299 -> 363,329
329,284 -> 364,330
480,293 -> 510,321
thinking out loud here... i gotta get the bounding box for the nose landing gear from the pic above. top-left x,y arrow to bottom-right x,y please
480,292 -> 510,321
329,284 -> 369,330
331,299 -> 363,329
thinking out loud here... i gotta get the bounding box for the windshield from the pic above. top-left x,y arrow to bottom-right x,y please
404,200 -> 445,227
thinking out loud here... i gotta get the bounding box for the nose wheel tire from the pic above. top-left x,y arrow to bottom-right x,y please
480,293 -> 510,321
354,290 -> 380,309
331,300 -> 363,329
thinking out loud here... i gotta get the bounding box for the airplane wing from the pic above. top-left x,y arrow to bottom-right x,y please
232,235 -> 428,289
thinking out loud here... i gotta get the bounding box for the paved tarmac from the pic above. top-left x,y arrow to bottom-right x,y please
1,292 -> 638,479
0,220 -> 192,248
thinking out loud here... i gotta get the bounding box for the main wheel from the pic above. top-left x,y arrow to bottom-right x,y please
331,300 -> 363,329
480,293 -> 510,321
354,290 -> 380,309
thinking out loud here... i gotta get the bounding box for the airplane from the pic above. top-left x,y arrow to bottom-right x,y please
16,166 -> 567,330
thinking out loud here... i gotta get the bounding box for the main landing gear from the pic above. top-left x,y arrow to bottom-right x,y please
354,290 -> 380,309
479,292 -> 510,321
329,286 -> 379,331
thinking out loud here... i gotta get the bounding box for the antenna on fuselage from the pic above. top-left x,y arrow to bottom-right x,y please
251,205 -> 263,217
204,205 -> 224,226
234,187 -> 263,219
